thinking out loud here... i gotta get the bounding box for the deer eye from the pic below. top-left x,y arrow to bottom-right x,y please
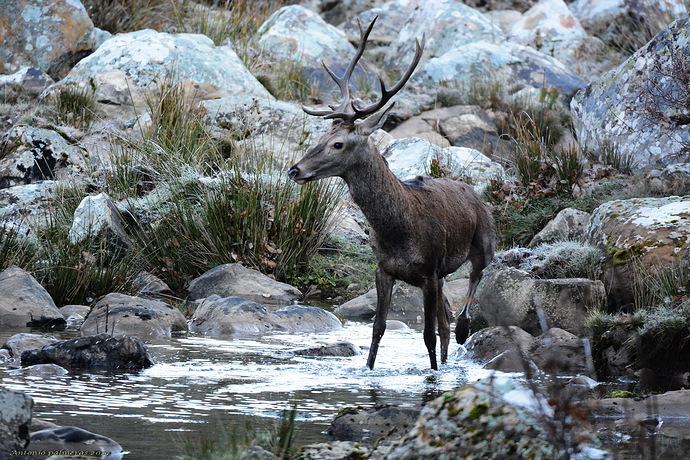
333,142 -> 344,149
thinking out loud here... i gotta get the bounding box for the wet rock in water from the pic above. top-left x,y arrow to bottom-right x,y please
0,388 -> 33,458
327,405 -> 420,443
188,263 -> 302,304
190,296 -> 342,335
297,441 -> 371,460
293,341 -> 360,357
532,328 -> 590,375
60,304 -> 91,326
484,349 -> 539,374
464,325 -> 538,362
80,293 -> 188,339
21,334 -> 154,371
381,376 -> 603,459
0,265 -> 65,328
466,326 -> 590,376
2,333 -> 59,366
30,426 -> 123,459
18,363 -> 69,377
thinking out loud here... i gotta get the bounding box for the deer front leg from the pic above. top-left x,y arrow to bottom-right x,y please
367,267 -> 394,369
436,279 -> 450,364
422,278 -> 440,370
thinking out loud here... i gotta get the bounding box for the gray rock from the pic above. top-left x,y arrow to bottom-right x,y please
465,325 -> 538,362
0,388 -> 33,458
293,341 -> 361,357
508,0 -> 612,78
0,181 -> 56,234
571,17 -> 690,168
643,163 -> 690,196
188,263 -> 302,304
48,29 -> 272,111
30,426 -> 123,458
21,333 -> 154,371
529,207 -> 591,247
132,271 -> 171,295
0,126 -> 88,189
484,349 -> 540,374
341,0 -> 418,47
417,40 -> 586,100
19,363 -> 69,376
0,67 -> 54,99
474,266 -> 606,335
68,192 -> 132,253
382,137 -> 503,193
202,96 -> 330,164
2,333 -> 59,362
570,0 -> 686,46
190,296 -> 342,335
297,441 -> 371,460
336,279 -> 469,321
1,0 -> 98,79
532,327 -> 590,375
381,375 -> 603,459
327,405 -> 420,443
383,0 -> 505,70
584,195 -> 690,308
80,293 -> 188,339
0,266 -> 64,328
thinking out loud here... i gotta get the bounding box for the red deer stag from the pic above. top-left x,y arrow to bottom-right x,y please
287,17 -> 496,370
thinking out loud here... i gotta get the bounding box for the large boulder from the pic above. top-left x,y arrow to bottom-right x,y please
382,137 -> 504,193
67,192 -> 132,254
416,40 -> 586,99
381,376 -> 603,459
0,126 -> 88,189
508,0 -> 611,77
187,263 -> 302,304
528,207 -> 591,247
80,293 -> 188,339
48,29 -> 272,111
0,266 -> 65,328
254,5 -> 363,83
336,279 -> 469,321
584,195 -> 690,308
189,296 -> 342,335
21,334 -> 154,371
570,0 -> 687,46
473,266 -> 606,336
0,0 -> 100,79
202,96 -> 330,164
0,67 -> 54,100
383,0 -> 505,70
0,388 -> 33,458
571,17 -> 690,168
341,0 -> 419,51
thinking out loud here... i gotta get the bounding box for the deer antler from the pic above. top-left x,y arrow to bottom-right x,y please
303,16 -> 426,125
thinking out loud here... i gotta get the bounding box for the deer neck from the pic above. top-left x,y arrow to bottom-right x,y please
342,144 -> 412,237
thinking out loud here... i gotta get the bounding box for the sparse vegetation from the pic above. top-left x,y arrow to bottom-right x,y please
50,83 -> 97,129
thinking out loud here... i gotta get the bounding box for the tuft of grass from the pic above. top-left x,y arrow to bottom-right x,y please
51,84 -> 97,129
81,0 -> 177,34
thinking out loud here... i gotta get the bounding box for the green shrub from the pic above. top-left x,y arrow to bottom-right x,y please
51,84 -> 97,129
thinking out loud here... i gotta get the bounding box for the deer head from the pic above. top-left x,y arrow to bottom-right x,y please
288,17 -> 425,184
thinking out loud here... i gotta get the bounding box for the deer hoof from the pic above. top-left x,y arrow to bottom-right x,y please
455,318 -> 470,344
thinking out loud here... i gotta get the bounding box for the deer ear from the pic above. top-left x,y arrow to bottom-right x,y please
355,102 -> 395,136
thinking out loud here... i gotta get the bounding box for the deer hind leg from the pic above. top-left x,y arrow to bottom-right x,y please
456,235 -> 494,344
436,279 -> 450,364
421,278 -> 441,370
367,268 -> 394,370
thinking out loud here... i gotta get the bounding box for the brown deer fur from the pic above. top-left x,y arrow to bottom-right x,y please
287,17 -> 496,370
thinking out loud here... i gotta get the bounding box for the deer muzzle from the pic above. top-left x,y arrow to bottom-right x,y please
287,165 -> 311,185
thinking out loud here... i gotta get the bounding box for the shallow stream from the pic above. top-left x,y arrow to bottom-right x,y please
1,321 -> 489,459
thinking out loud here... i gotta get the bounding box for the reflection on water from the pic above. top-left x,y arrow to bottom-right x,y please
1,322 -> 489,460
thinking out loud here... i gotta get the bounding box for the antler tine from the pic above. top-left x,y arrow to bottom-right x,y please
302,16 -> 378,119
351,34 -> 426,119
